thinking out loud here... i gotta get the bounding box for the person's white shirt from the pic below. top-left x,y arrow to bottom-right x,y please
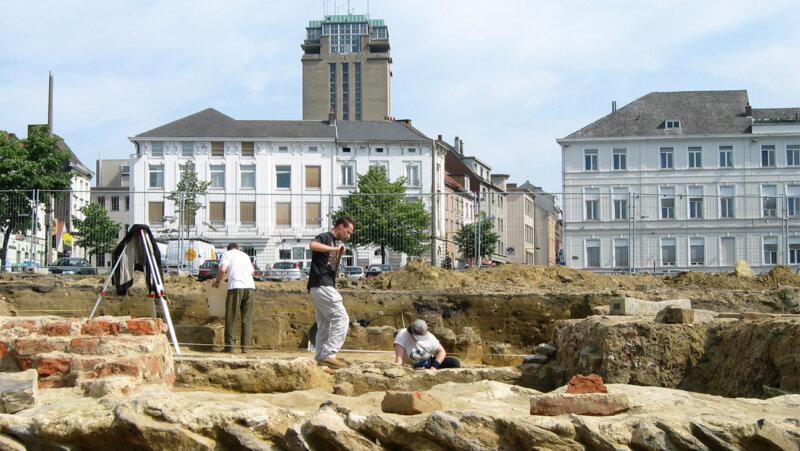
218,249 -> 255,290
394,328 -> 440,365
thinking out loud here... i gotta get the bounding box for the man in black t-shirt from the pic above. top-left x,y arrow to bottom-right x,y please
307,216 -> 354,370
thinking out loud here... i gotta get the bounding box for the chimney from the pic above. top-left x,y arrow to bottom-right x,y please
437,134 -> 442,141
612,100 -> 617,113
328,110 -> 336,125
745,104 -> 752,117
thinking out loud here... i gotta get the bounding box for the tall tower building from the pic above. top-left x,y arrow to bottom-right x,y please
302,14 -> 391,121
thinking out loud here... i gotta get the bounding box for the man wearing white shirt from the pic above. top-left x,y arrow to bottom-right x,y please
212,243 -> 256,353
394,319 -> 461,369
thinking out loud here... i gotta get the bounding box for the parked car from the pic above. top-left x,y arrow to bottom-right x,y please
365,264 -> 393,277
265,265 -> 305,282
273,261 -> 302,270
49,258 -> 96,275
253,263 -> 267,282
197,259 -> 219,281
344,266 -> 366,279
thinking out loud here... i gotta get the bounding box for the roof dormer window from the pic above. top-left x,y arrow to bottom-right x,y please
665,120 -> 681,129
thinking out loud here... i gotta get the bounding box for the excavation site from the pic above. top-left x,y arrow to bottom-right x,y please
0,260 -> 798,450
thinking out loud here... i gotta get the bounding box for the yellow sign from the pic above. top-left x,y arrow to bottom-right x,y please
185,249 -> 197,261
62,232 -> 73,246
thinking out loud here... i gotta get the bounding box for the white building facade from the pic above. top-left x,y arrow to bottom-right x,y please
559,90 -> 800,273
127,109 -> 443,270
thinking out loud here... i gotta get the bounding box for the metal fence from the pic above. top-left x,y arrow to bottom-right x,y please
0,189 -> 498,274
561,191 -> 800,273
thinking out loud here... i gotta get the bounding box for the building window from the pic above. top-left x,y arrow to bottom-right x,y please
690,237 -> 704,266
584,149 -> 598,171
305,166 -> 321,189
764,237 -> 778,264
111,196 -> 120,212
97,196 -> 105,208
720,186 -> 734,218
279,249 -> 291,260
151,142 -> 164,157
329,63 -> 336,114
659,148 -> 674,169
665,120 -> 681,129
324,21 -> 366,54
276,202 -> 291,226
761,145 -> 776,167
585,240 -> 600,268
789,241 -> 800,264
209,201 -> 225,225
787,145 -> 800,167
306,202 -> 321,226
240,164 -> 255,189
210,164 -> 225,188
405,163 -> 421,187
354,62 -> 362,120
241,141 -> 254,157
661,238 -> 676,266
614,239 -> 629,268
613,188 -> 628,220
181,142 -> 193,158
585,188 -> 599,221
276,165 -> 291,188
211,141 -> 224,157
762,185 -> 777,217
240,201 -> 255,225
787,186 -> 800,216
719,146 -> 733,167
341,62 -> 349,120
688,146 -> 702,168
688,187 -> 703,219
308,146 -> 318,153
612,149 -> 626,170
148,202 -> 164,224
125,196 -> 130,211
661,187 -> 675,219
149,164 -> 164,188
407,147 -> 417,154
339,164 -> 354,186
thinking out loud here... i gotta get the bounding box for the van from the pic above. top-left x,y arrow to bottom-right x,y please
164,239 -> 218,275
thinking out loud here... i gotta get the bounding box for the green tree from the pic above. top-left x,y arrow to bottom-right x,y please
164,161 -> 211,239
453,212 -> 500,264
331,166 -> 431,263
0,128 -> 72,269
72,202 -> 121,267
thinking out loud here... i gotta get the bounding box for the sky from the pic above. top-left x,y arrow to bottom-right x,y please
2,1 -> 800,194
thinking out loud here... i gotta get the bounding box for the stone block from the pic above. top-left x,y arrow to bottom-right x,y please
1,320 -> 36,334
0,369 -> 38,413
381,390 -> 442,415
524,354 -> 550,364
566,374 -> 607,394
655,306 -> 695,324
530,393 -> 630,416
609,297 -> 692,316
534,343 -> 557,356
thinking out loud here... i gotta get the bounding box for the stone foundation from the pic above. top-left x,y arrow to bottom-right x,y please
0,316 -> 175,395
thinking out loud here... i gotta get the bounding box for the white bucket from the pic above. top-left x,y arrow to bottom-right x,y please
203,281 -> 227,317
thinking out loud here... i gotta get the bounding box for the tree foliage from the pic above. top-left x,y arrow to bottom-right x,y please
453,212 -> 500,262
331,166 -> 431,263
164,161 -> 211,238
72,202 -> 121,266
0,127 -> 72,268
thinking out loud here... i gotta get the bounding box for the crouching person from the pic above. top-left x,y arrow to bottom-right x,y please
394,319 -> 461,369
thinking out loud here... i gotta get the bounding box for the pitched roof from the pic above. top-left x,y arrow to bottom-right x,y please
134,108 -> 336,139
133,109 -> 430,142
752,108 -> 800,123
562,90 -> 753,139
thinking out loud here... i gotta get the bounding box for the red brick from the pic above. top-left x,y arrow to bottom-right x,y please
124,319 -> 160,335
38,376 -> 75,389
165,371 -> 176,385
144,356 -> 161,375
70,337 -> 100,354
81,320 -> 120,336
90,358 -> 141,378
74,357 -> 106,371
17,358 -> 32,371
36,357 -> 72,376
566,374 -> 608,394
42,321 -> 74,336
13,337 -> 67,356
2,320 -> 36,334
0,342 -> 8,357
